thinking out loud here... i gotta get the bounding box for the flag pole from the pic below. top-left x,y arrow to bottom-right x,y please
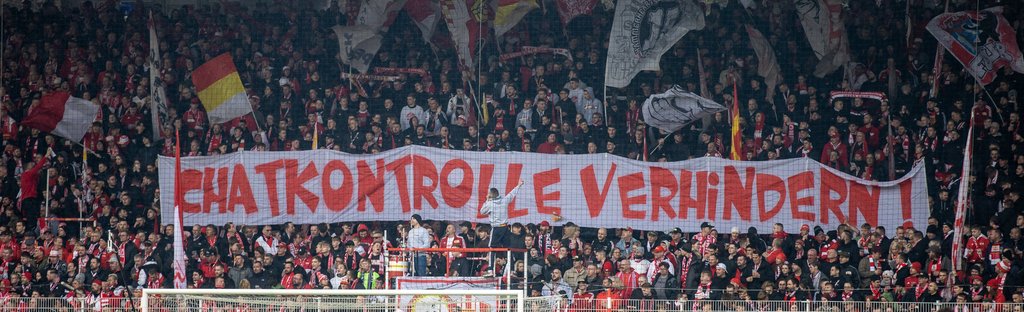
648,131 -> 673,159
603,86 -> 609,126
80,145 -> 89,238
885,99 -> 896,180
948,110 -> 974,296
44,154 -> 51,229
466,78 -> 485,128
172,129 -> 188,289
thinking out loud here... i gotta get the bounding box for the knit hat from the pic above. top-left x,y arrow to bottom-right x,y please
986,278 -> 1002,288
996,259 -> 1011,273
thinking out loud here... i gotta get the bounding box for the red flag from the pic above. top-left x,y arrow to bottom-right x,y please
555,0 -> 596,27
406,0 -> 442,44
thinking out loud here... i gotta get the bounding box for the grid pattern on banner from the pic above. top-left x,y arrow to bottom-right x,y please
6,0 -> 1019,303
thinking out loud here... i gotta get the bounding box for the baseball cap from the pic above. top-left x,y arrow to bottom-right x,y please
700,222 -> 714,229
670,227 -> 682,234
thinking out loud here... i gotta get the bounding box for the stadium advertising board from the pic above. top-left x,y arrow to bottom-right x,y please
159,146 -> 928,231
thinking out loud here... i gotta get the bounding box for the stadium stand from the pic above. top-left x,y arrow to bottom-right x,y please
0,0 -> 1022,310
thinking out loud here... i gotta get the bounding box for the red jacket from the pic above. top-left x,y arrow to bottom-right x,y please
17,157 -> 47,206
965,235 -> 989,263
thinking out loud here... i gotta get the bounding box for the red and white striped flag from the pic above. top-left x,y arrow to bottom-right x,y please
172,131 -> 188,289
21,92 -> 99,142
948,111 -> 974,290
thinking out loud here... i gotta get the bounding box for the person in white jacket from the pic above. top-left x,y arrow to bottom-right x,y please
480,180 -> 525,253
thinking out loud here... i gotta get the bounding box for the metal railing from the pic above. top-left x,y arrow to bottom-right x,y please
0,296 -> 136,311
523,298 -> 1024,312
2,296 -> 1021,312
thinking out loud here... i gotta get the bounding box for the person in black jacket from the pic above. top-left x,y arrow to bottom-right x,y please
742,249 -> 771,290
650,262 -> 679,300
747,227 -> 767,252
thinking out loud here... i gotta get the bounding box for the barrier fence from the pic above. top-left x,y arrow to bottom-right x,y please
2,296 -> 1022,312
524,298 -> 1024,312
0,297 -> 136,311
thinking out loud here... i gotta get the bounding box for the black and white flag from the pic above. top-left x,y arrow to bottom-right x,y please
332,25 -> 383,74
641,86 -> 725,133
148,12 -> 169,140
605,0 -> 704,88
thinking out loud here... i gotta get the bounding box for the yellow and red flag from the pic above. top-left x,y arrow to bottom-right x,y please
730,82 -> 743,160
192,53 -> 253,124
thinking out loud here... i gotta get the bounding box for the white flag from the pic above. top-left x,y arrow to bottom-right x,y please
745,25 -> 783,103
148,12 -> 169,140
641,85 -> 726,133
357,0 -> 408,31
793,0 -> 850,77
172,204 -> 188,289
332,25 -> 384,74
926,7 -> 1024,85
605,0 -> 705,88
441,0 -> 483,69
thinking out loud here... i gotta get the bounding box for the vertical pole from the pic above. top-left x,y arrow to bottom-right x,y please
140,292 -> 148,311
602,86 -> 608,126
523,251 -> 528,293
44,161 -> 51,229
887,58 -> 897,100
80,146 -> 87,238
516,290 -> 525,312
384,230 -> 390,290
506,250 -> 511,290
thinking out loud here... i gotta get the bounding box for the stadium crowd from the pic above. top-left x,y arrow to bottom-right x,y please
0,0 -> 1023,309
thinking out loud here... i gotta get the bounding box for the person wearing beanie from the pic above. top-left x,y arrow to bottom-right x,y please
747,227 -> 767,252
693,222 -> 717,257
407,214 -> 431,276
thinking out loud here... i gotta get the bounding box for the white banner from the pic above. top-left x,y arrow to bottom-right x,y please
396,277 -> 504,312
605,0 -> 705,88
159,146 -> 929,232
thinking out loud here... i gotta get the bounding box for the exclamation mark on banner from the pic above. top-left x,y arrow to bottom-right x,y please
900,179 -> 913,227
